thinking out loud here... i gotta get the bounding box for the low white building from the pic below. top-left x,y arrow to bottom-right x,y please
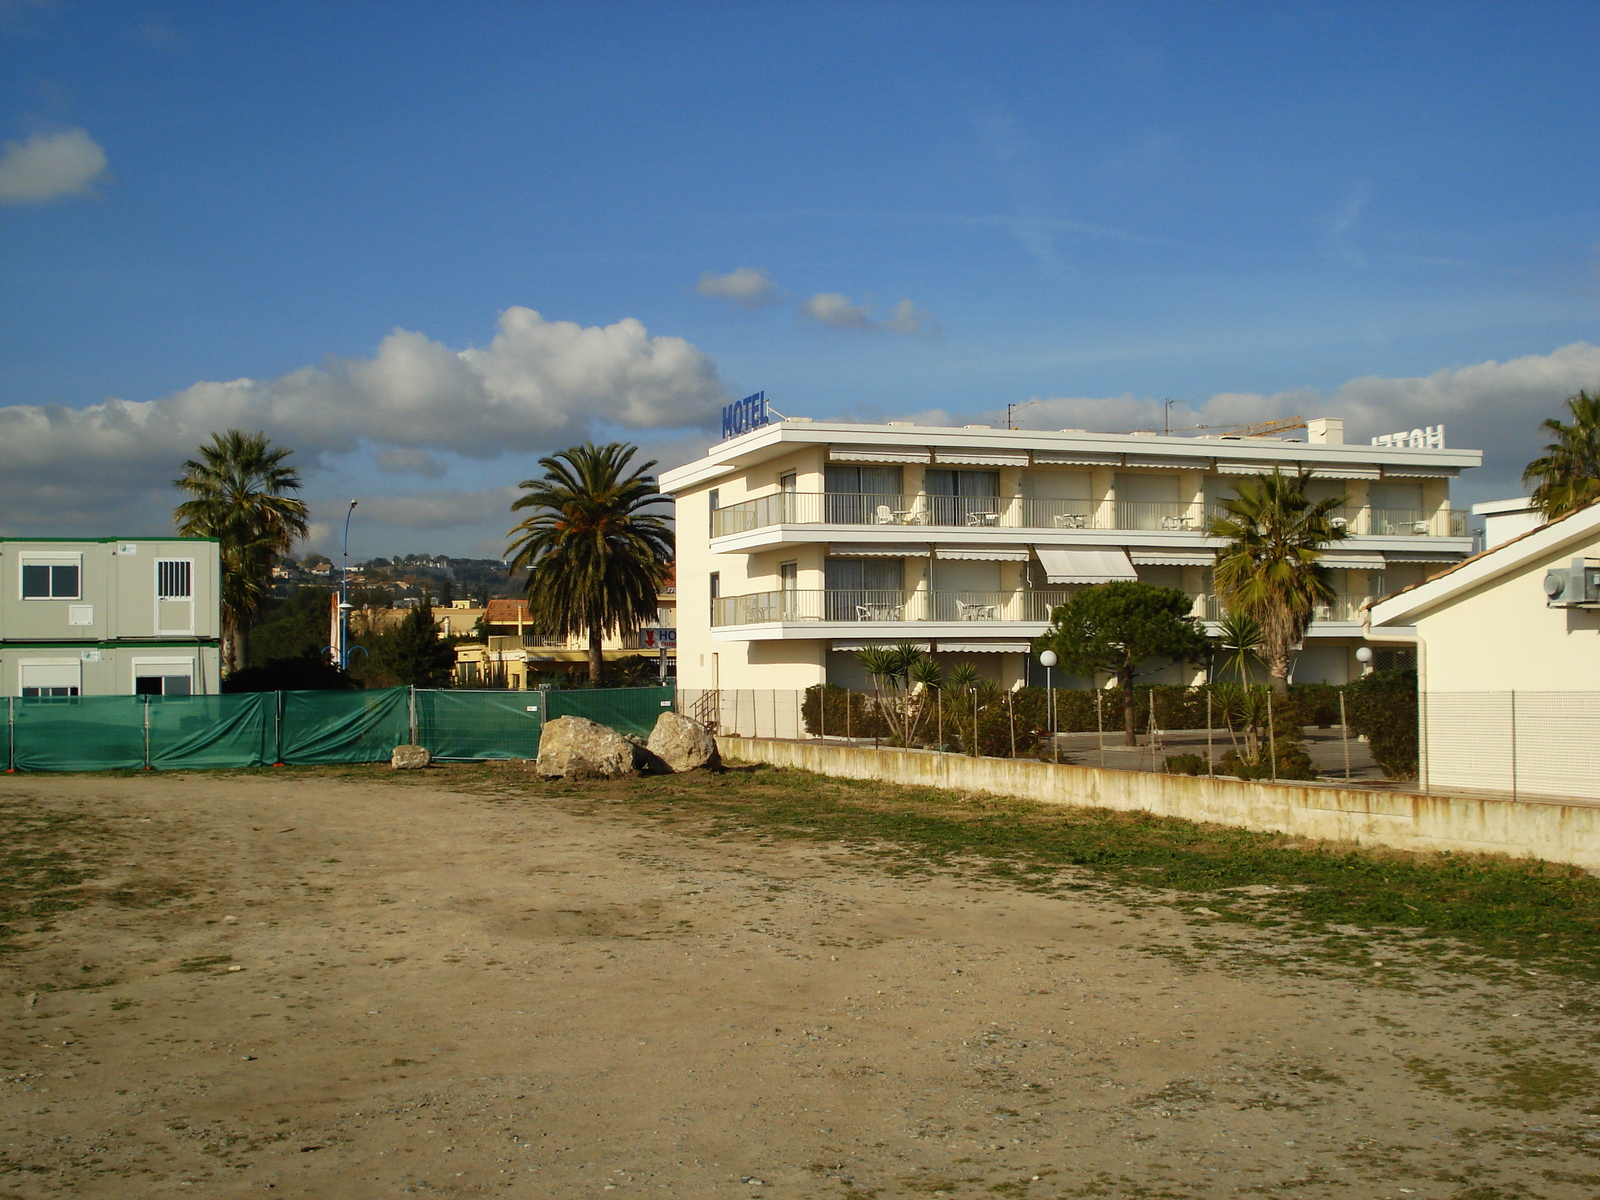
662,404 -> 1481,693
1369,499 -> 1600,799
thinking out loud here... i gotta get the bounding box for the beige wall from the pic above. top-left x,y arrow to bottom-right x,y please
723,736 -> 1600,870
1413,531 -> 1600,692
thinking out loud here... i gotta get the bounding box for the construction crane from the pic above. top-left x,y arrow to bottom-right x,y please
1119,415 -> 1308,438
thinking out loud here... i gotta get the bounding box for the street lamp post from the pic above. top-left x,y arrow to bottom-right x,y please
339,499 -> 358,670
1038,650 -> 1058,764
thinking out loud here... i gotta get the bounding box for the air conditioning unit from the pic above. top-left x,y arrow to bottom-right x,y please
1544,557 -> 1600,607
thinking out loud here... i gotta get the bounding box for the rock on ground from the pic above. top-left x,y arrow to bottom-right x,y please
536,716 -> 636,779
647,710 -> 721,773
391,744 -> 431,770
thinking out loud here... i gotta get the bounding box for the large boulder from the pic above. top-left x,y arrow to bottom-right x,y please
391,744 -> 431,770
647,711 -> 721,773
536,716 -> 636,780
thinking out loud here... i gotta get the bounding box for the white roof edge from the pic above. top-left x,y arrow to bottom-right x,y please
660,419 -> 1483,493
1370,504 -> 1600,626
1469,496 -> 1535,516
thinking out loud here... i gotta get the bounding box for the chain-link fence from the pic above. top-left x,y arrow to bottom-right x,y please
1424,692 -> 1600,801
676,683 -> 1404,785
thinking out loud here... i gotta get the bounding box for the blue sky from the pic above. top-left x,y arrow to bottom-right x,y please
2,1 -> 1597,555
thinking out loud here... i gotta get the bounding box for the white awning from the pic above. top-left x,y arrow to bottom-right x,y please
1216,459 -> 1283,475
1312,464 -> 1382,480
829,445 -> 931,464
1034,547 -> 1139,584
934,545 -> 1031,561
828,543 -> 930,557
833,640 -> 930,652
1382,464 -> 1458,478
1129,550 -> 1215,566
1319,550 -> 1387,570
1032,450 -> 1121,466
935,641 -> 1032,654
1122,454 -> 1199,470
1384,550 -> 1465,563
932,449 -> 1030,467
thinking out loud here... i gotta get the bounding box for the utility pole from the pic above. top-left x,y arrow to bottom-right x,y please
339,499 -> 358,670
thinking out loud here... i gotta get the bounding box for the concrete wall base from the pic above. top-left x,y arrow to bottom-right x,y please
722,738 -> 1600,872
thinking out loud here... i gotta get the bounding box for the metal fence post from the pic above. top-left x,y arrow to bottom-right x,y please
6,696 -> 13,773
408,686 -> 419,746
143,698 -> 152,771
1339,688 -> 1351,781
1267,689 -> 1277,782
1206,688 -> 1214,777
1007,690 -> 1016,759
1510,690 -> 1517,802
1096,687 -> 1104,769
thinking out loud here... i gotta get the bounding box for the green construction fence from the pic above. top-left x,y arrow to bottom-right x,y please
2,686 -> 676,773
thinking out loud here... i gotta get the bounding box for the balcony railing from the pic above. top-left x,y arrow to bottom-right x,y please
1193,594 -> 1376,623
710,492 -> 1468,538
712,589 -> 1074,627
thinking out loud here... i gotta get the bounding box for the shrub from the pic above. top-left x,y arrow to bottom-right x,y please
1162,753 -> 1210,776
1344,668 -> 1419,779
802,686 -> 888,740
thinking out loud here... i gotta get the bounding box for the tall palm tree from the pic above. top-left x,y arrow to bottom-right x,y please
1207,469 -> 1348,694
1523,389 -> 1600,520
173,430 -> 310,676
506,442 -> 673,685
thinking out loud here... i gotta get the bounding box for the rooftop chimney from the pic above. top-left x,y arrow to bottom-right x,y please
1306,417 -> 1344,445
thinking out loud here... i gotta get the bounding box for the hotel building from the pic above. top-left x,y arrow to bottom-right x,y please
661,413 -> 1481,693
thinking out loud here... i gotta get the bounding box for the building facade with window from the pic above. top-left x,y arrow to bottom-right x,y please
662,416 -> 1481,693
0,538 -> 222,696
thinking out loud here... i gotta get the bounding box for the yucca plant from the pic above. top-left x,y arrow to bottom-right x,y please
858,643 -> 940,746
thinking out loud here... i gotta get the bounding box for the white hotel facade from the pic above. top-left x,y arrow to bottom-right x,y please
661,413 -> 1482,694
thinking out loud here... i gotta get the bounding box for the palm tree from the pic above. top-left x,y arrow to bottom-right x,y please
506,442 -> 673,685
173,430 -> 310,676
1207,469 -> 1348,694
1523,389 -> 1600,520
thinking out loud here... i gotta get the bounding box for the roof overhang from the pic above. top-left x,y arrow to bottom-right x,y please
1370,502 -> 1600,626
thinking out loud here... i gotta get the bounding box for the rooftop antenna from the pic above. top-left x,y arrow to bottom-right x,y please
1163,398 -> 1176,436
1006,400 -> 1040,430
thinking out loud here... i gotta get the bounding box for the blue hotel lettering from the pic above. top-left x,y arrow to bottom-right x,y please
721,391 -> 769,439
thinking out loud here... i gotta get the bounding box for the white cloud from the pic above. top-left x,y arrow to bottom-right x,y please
695,266 -> 779,308
802,292 -> 875,330
0,128 -> 109,204
1000,343 -> 1600,504
801,292 -> 936,336
0,306 -> 727,538
351,486 -> 524,532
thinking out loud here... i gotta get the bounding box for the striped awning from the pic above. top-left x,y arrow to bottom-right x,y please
1319,550 -> 1387,570
1035,547 -> 1139,584
1122,454 -> 1200,470
829,445 -> 931,464
1128,550 -> 1215,566
1216,459 -> 1283,475
828,543 -> 930,557
935,641 -> 1033,654
932,449 -> 1030,467
934,545 -> 1031,561
1381,465 -> 1458,478
1312,464 -> 1382,480
1032,451 -> 1122,466
833,640 -> 930,652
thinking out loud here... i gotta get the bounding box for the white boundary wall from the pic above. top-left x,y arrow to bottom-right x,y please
723,737 -> 1600,871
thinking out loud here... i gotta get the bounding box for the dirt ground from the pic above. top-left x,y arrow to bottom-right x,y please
2,765 -> 1598,1199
